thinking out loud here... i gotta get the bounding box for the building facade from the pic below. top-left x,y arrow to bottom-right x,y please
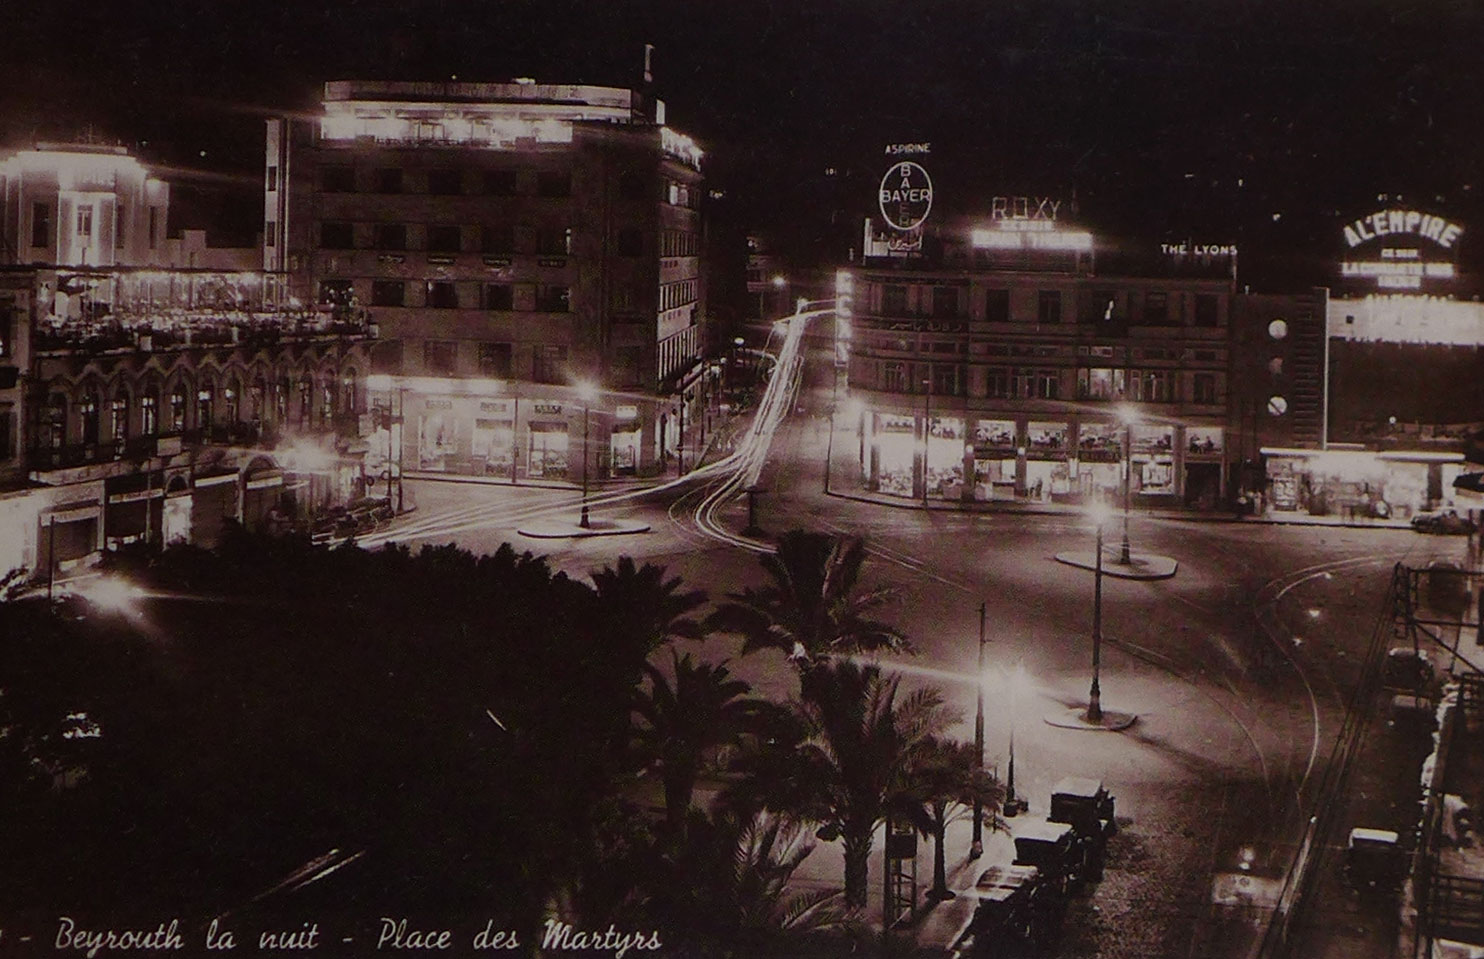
839,210 -> 1236,509
0,144 -> 373,582
266,79 -> 707,482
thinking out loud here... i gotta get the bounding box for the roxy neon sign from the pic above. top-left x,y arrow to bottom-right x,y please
1342,210 -> 1463,249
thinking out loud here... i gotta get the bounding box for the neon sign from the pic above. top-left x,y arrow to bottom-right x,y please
1342,210 -> 1463,249
991,196 -> 1062,222
878,162 -> 933,232
971,228 -> 1092,251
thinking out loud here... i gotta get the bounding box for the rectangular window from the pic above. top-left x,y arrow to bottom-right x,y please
532,345 -> 568,383
482,224 -> 515,254
883,285 -> 909,314
1193,372 -> 1218,405
427,281 -> 459,309
484,169 -> 518,195
536,227 -> 571,255
148,208 -> 159,249
266,166 -> 278,191
31,202 -> 51,248
1035,370 -> 1059,399
987,368 -> 1012,399
0,408 -> 12,461
264,221 -> 276,247
1077,367 -> 1126,400
374,223 -> 407,250
427,168 -> 462,195
320,221 -> 354,249
985,288 -> 1010,323
1037,290 -> 1062,324
375,168 -> 403,194
318,279 -> 354,306
426,225 -> 461,253
932,287 -> 959,319
536,285 -> 570,312
1194,293 -> 1220,327
477,342 -> 513,377
484,284 -> 514,310
882,361 -> 909,392
1143,292 -> 1169,325
536,171 -> 572,197
76,206 -> 93,237
931,364 -> 959,396
423,340 -> 457,375
617,228 -> 644,256
370,280 -> 406,307
321,166 -> 355,192
115,204 -> 125,247
1133,370 -> 1172,402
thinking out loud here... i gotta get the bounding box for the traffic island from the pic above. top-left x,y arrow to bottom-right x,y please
516,517 -> 651,539
1044,707 -> 1139,731
1053,550 -> 1179,580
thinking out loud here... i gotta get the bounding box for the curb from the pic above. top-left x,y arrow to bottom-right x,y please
516,519 -> 652,539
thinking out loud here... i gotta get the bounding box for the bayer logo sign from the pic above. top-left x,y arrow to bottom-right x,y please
878,161 -> 934,232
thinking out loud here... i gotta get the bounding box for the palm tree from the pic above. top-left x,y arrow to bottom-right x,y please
591,557 -> 707,659
787,659 -> 953,909
909,736 -> 1005,901
632,651 -> 765,834
707,530 -> 910,667
650,808 -> 862,954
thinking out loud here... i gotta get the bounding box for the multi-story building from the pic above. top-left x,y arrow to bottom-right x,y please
0,143 -> 373,581
838,207 -> 1236,509
266,77 -> 706,482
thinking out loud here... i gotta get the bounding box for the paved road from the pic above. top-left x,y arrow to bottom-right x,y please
357,327 -> 1466,957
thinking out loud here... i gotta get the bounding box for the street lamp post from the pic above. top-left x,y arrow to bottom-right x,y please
972,600 -> 986,858
576,381 -> 598,528
1089,515 -> 1106,722
921,378 -> 932,506
1118,405 -> 1138,564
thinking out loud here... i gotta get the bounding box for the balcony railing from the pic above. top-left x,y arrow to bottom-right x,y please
34,307 -> 374,356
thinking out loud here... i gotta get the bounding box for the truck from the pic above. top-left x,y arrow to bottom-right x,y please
1012,819 -> 1082,896
962,864 -> 1048,958
1048,777 -> 1117,881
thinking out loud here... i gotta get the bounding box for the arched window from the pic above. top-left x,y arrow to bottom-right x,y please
44,394 -> 67,450
140,388 -> 158,436
110,389 -> 129,451
224,383 -> 240,424
320,380 -> 334,428
340,370 -> 357,415
169,384 -> 187,432
275,376 -> 289,424
198,384 -> 215,430
251,375 -> 267,422
298,375 -> 313,428
80,388 -> 101,446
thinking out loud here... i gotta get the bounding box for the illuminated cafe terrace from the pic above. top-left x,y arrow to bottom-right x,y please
32,267 -> 372,355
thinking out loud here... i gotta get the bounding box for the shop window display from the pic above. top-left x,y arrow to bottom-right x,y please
927,416 -> 964,498
873,412 -> 916,497
528,423 -> 570,478
419,402 -> 459,470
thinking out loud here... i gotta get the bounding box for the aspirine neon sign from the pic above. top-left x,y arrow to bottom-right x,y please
1343,209 -> 1463,249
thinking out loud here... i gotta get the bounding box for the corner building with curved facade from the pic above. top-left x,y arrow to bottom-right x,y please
840,215 -> 1235,508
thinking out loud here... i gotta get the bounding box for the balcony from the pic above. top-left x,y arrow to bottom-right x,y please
34,306 -> 374,357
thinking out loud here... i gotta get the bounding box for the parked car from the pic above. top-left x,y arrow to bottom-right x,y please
1411,509 -> 1477,535
1345,827 -> 1403,894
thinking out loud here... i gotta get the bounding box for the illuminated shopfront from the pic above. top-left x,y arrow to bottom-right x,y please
1075,423 -> 1122,499
1263,448 -> 1465,518
872,412 -> 917,497
972,419 -> 1018,500
926,417 -> 965,498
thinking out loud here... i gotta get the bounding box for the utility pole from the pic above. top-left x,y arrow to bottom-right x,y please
972,600 -> 986,858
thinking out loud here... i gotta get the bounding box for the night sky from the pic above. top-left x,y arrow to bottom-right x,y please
3,0 -> 1478,283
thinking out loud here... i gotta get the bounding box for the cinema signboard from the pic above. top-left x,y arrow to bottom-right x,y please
1339,208 -> 1465,291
